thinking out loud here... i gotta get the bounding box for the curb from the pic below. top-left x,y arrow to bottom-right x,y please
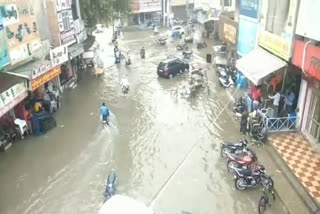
265,140 -> 320,213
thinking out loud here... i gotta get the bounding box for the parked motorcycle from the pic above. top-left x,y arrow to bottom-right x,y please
233,165 -> 273,190
176,43 -> 188,51
196,41 -> 207,49
182,50 -> 193,59
233,97 -> 246,115
104,170 -> 117,200
220,138 -> 250,158
226,150 -> 257,172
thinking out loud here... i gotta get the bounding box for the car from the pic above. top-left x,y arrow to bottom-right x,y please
171,25 -> 184,35
157,58 -> 189,79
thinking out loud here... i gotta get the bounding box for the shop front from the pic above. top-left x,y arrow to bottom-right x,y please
68,43 -> 84,80
292,39 -> 320,144
0,74 -> 29,151
236,47 -> 302,132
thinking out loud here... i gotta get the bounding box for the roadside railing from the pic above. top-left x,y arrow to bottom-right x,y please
261,114 -> 297,132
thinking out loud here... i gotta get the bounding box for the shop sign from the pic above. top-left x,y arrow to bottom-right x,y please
292,40 -> 320,81
31,60 -> 52,79
258,31 -> 290,61
0,90 -> 28,118
1,1 -> 41,65
0,82 -> 27,109
237,18 -> 258,56
31,67 -> 62,91
50,45 -> 68,68
56,0 -> 71,12
131,0 -> 161,13
240,0 -> 259,20
223,23 -> 236,45
60,28 -> 76,45
0,13 -> 10,69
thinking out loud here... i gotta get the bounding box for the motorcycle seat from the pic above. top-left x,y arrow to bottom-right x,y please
237,168 -> 252,176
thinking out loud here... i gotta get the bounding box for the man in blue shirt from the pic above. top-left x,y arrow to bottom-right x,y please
100,102 -> 109,121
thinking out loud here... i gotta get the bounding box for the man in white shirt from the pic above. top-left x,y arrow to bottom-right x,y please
269,90 -> 281,117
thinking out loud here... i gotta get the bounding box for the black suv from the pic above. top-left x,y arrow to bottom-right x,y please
157,58 -> 189,78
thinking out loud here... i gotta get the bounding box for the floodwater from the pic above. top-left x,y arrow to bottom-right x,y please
0,27 -> 288,214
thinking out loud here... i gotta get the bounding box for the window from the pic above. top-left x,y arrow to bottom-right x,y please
62,11 -> 71,31
71,0 -> 78,20
224,0 -> 232,7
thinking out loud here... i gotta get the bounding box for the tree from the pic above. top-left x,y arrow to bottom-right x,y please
79,0 -> 132,28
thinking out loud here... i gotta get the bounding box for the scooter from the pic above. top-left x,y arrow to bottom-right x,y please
182,50 -> 193,59
122,85 -> 129,95
140,50 -> 145,59
196,41 -> 207,49
104,170 -> 117,200
220,138 -> 249,158
125,56 -> 131,66
102,115 -> 110,125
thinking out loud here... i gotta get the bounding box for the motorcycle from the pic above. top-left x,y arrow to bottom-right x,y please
219,74 -> 235,88
102,115 -> 110,125
176,43 -> 188,51
140,49 -> 145,59
226,150 -> 257,173
182,50 -> 193,59
122,85 -> 129,95
233,166 -> 274,190
125,55 -> 131,66
196,41 -> 207,49
220,138 -> 250,158
233,97 -> 246,115
104,170 -> 117,200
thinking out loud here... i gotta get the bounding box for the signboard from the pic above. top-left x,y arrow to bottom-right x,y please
57,8 -> 76,45
223,23 -> 236,45
31,60 -> 52,79
0,82 -> 27,109
292,40 -> 320,81
295,0 -> 320,41
56,0 -> 71,12
237,17 -> 258,56
50,45 -> 68,68
259,31 -> 290,61
31,67 -> 61,91
0,13 -> 10,69
240,0 -> 259,19
0,90 -> 28,118
131,0 -> 161,13
1,1 -> 41,65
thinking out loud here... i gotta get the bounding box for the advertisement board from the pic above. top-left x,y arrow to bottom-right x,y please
57,8 -> 76,45
0,82 -> 27,109
223,23 -> 237,45
131,0 -> 161,13
0,13 -> 10,69
259,0 -> 297,60
31,67 -> 62,91
295,0 -> 320,41
240,0 -> 259,20
1,1 -> 41,65
31,60 -> 52,80
50,45 -> 68,68
292,40 -> 320,81
237,17 -> 258,56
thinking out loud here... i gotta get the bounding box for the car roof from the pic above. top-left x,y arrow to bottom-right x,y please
99,195 -> 154,214
161,58 -> 180,63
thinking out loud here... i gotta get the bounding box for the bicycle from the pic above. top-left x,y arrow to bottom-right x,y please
258,183 -> 276,214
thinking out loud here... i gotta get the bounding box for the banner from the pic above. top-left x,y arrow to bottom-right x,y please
240,0 -> 259,20
223,23 -> 236,45
31,67 -> 61,91
50,45 -> 68,68
259,31 -> 290,60
0,13 -> 10,69
1,1 -> 41,65
131,0 -> 161,13
237,18 -> 258,56
0,82 -> 27,109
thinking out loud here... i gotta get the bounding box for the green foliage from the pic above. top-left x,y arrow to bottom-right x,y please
79,0 -> 132,27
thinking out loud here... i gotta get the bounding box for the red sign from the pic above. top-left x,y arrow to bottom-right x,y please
292,40 -> 320,80
31,67 -> 61,91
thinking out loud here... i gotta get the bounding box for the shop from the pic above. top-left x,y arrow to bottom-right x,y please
0,74 -> 29,151
68,43 -> 84,80
292,39 -> 320,144
236,47 -> 302,132
130,0 -> 161,25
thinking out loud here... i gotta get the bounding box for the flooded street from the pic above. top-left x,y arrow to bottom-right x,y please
0,28 -> 287,214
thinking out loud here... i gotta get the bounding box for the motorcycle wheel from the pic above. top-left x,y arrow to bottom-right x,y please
221,147 -> 231,158
235,178 -> 246,190
227,160 -> 238,172
258,196 -> 267,214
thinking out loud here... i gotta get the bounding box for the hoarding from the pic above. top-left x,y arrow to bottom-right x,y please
31,67 -> 62,91
240,0 -> 259,20
131,0 -> 161,13
223,23 -> 236,45
0,1 -> 41,65
0,12 -> 10,69
237,17 -> 258,56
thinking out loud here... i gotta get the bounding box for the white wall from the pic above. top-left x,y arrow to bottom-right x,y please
296,78 -> 307,129
194,0 -> 236,11
296,0 -> 320,41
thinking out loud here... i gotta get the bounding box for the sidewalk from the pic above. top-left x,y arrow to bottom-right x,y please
223,87 -> 313,213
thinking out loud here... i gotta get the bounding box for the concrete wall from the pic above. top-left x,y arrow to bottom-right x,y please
47,0 -> 60,47
172,5 -> 187,20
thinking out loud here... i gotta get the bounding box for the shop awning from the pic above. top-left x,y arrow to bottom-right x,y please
236,48 -> 287,85
68,43 -> 84,59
